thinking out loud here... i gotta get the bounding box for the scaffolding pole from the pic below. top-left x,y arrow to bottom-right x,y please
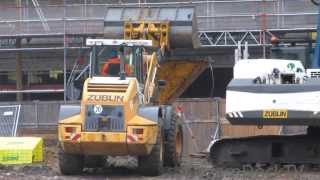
0,89 -> 64,94
0,47 -> 89,52
63,0 -> 67,102
15,38 -> 23,101
16,0 -> 23,101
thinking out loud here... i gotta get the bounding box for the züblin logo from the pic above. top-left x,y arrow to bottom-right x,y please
88,95 -> 124,103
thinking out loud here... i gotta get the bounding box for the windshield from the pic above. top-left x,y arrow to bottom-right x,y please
91,46 -> 142,78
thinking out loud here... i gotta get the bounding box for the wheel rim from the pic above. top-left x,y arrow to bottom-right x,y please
175,129 -> 182,158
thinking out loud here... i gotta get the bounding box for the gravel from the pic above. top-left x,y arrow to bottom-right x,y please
1,142 -> 320,180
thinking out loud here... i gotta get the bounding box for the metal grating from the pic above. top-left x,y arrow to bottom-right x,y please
84,105 -> 124,132
84,116 -> 124,132
0,105 -> 21,137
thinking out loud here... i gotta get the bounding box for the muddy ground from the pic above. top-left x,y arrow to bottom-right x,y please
1,140 -> 320,180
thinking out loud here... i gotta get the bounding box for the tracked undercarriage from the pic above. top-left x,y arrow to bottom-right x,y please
210,133 -> 320,168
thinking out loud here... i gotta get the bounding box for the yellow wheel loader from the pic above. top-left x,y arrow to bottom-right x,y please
58,6 -> 199,176
58,40 -> 183,176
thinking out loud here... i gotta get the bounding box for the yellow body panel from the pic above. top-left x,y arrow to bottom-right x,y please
59,114 -> 82,124
59,86 -> 159,156
59,125 -> 158,156
127,115 -> 157,126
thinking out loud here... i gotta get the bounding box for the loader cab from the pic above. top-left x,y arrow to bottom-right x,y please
96,48 -> 136,77
87,39 -> 152,84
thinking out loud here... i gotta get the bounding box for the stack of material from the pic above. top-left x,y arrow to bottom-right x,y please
0,137 -> 43,165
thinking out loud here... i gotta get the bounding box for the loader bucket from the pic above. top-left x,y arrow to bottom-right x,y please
104,6 -> 199,49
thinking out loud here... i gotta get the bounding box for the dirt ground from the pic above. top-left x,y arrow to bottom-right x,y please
1,140 -> 320,180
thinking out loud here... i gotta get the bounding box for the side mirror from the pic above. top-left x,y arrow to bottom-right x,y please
158,80 -> 166,87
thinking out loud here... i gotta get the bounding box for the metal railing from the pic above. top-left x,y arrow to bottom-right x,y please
0,101 -> 79,128
0,105 -> 21,136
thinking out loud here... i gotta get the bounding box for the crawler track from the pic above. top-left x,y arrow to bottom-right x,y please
210,135 -> 320,168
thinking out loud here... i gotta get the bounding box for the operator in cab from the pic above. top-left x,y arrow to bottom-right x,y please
100,49 -> 132,76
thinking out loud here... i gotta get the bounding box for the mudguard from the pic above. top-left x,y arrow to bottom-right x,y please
58,105 -> 81,121
138,106 -> 162,124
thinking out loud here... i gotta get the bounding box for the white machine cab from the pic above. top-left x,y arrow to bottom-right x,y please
233,59 -> 306,84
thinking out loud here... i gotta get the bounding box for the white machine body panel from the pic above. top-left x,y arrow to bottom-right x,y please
226,59 -> 320,125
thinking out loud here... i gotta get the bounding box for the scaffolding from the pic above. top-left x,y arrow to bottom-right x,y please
0,1 -> 317,38
0,0 -> 317,100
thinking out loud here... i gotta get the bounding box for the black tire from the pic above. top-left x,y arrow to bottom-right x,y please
59,148 -> 84,175
138,127 -> 163,176
164,112 -> 183,167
